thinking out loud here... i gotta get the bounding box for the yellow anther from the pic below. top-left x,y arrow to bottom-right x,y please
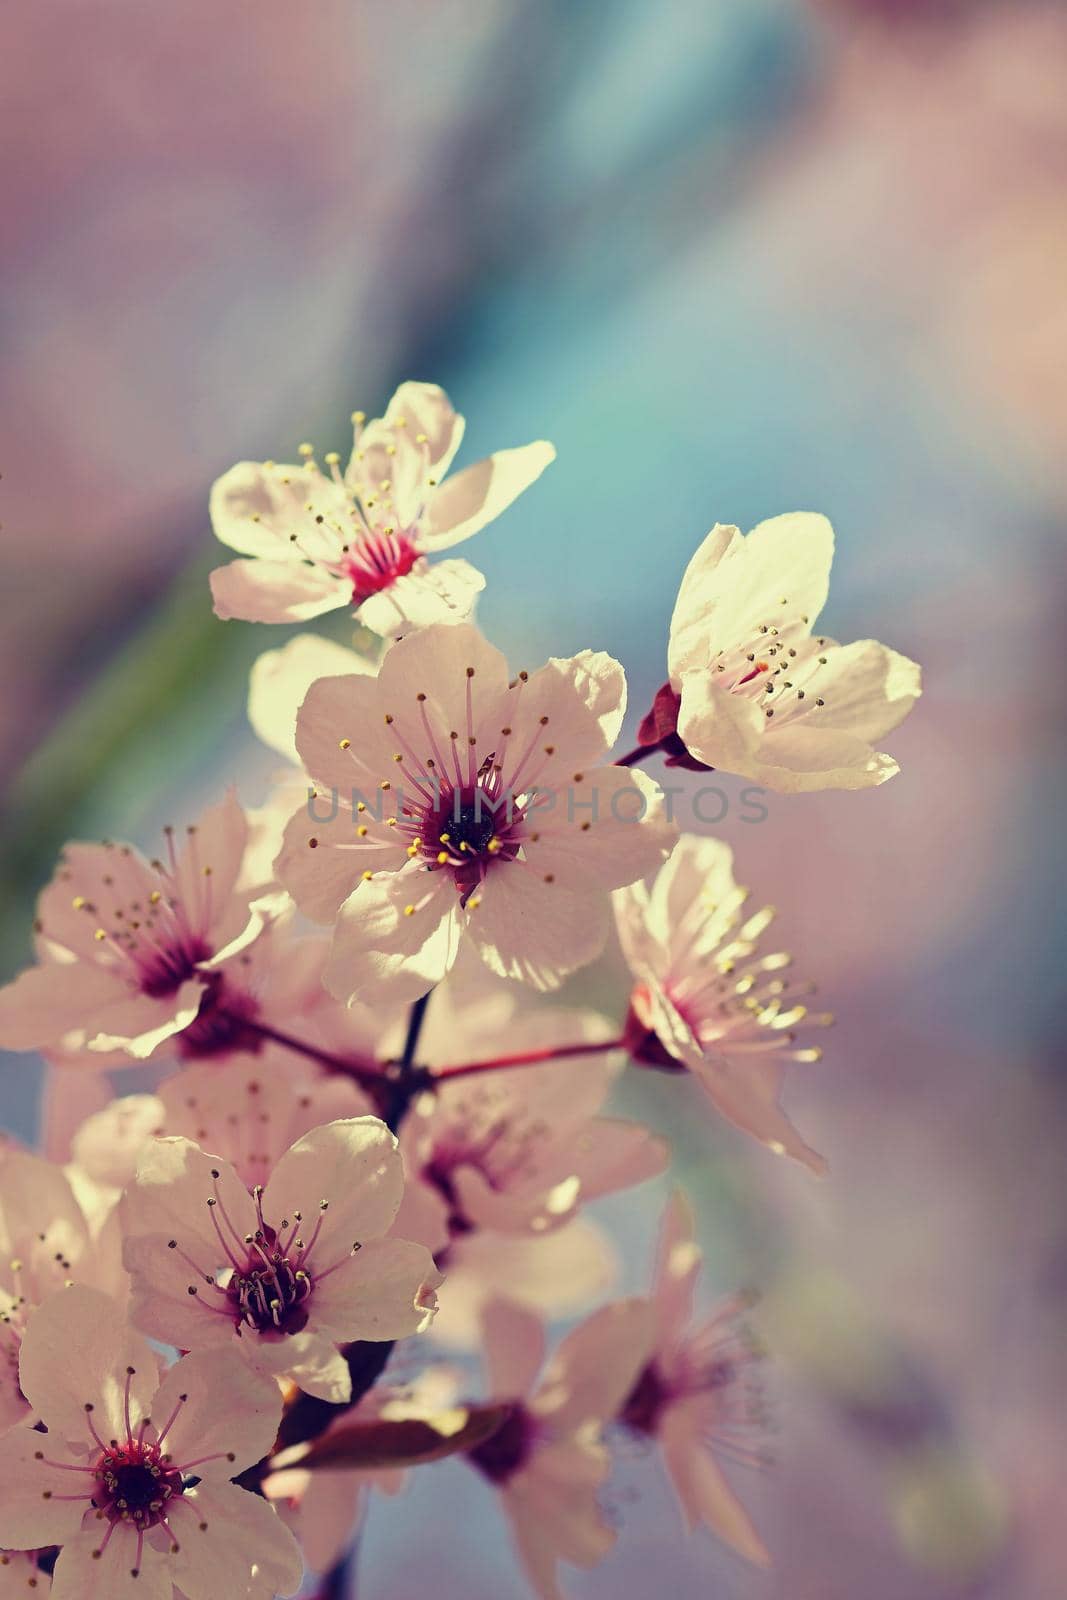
298,442 -> 314,457
437,851 -> 449,865
357,825 -> 369,837
352,411 -> 366,425
339,738 -> 351,750
403,904 -> 416,917
361,871 -> 374,882
324,451 -> 340,465
72,895 -> 86,910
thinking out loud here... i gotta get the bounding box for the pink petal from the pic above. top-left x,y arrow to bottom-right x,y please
523,766 -> 674,892
309,1238 -> 440,1342
0,1428 -> 91,1549
124,1137 -> 256,1263
151,1348 -> 283,1481
51,1521 -> 172,1600
264,1118 -> 405,1248
382,381 -> 466,474
19,1285 -> 156,1446
170,1481 -> 303,1600
534,1298 -> 654,1431
466,869 -> 608,990
375,621 -> 511,744
87,979 -> 207,1060
421,440 -> 555,550
651,1191 -> 703,1347
210,559 -> 349,623
695,1052 -> 828,1175
275,800 -> 398,926
324,869 -> 461,1006
292,669 -> 401,794
0,961 -> 130,1052
500,650 -> 627,786
70,1095 -> 165,1191
480,1300 -> 546,1400
797,637 -> 921,742
659,1403 -> 771,1566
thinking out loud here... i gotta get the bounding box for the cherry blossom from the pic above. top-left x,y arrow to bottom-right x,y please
615,835 -> 831,1174
620,1194 -> 770,1567
122,1119 -> 439,1402
0,1153 -> 108,1437
635,512 -> 921,790
465,1298 -> 653,1600
392,980 -> 667,1246
0,1285 -> 302,1600
67,1062 -> 373,1206
209,381 -> 554,632
276,622 -> 673,1004
0,794 -> 285,1064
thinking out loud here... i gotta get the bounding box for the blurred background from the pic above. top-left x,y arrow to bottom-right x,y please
2,1 -> 1065,1596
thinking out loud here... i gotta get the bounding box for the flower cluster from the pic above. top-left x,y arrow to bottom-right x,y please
0,381 -> 919,1597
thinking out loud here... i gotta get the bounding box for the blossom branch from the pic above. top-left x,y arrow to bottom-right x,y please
235,1016 -> 385,1096
431,1036 -> 627,1083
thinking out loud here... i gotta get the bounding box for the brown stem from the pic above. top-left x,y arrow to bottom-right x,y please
235,1017 -> 384,1096
613,738 -> 664,768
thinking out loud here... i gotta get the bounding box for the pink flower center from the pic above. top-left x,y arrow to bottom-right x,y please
174,1175 -> 361,1340
62,827 -> 221,998
342,529 -> 420,603
34,1370 -> 237,1573
417,780 -> 524,899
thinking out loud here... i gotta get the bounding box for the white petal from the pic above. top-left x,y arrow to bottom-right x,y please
421,441 -> 555,550
358,557 -> 485,633
210,560 -> 350,624
248,634 -> 374,762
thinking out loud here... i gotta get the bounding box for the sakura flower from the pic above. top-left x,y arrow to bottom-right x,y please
392,980 -> 667,1248
636,512 -> 921,790
0,1285 -> 302,1600
0,794 -> 284,1064
276,622 -> 673,1004
465,1298 -> 653,1600
620,1193 -> 770,1567
615,835 -> 831,1175
67,1061 -> 373,1211
210,380 -> 554,632
122,1119 -> 440,1402
0,1153 -> 99,1436
425,1218 -> 620,1351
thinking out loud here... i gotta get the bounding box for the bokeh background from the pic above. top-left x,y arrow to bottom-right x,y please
3,2 -> 1065,1596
